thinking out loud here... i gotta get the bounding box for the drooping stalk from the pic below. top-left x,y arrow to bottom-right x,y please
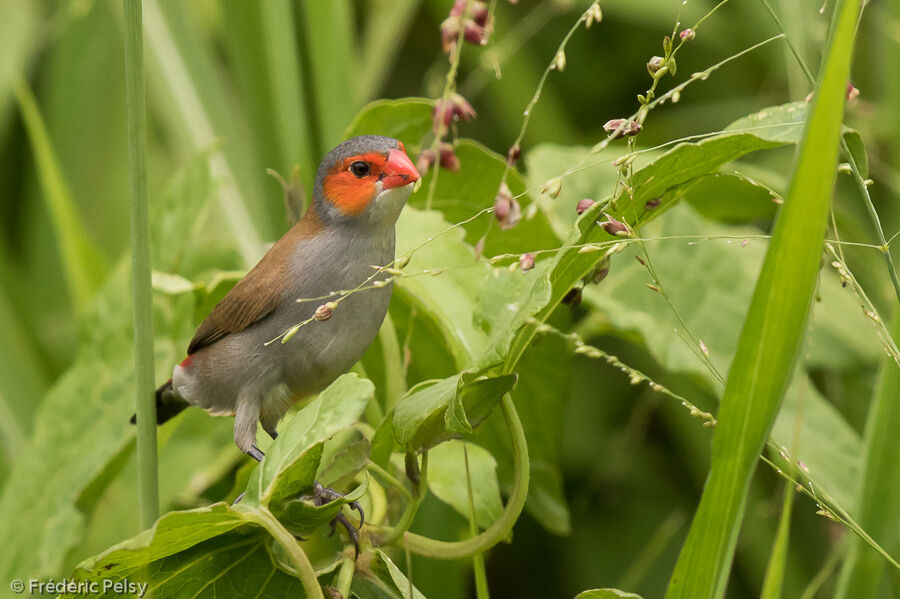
123,0 -> 159,529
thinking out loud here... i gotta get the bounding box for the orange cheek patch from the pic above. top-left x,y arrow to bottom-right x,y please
323,173 -> 376,215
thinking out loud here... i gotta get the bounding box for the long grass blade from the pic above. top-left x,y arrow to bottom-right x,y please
834,312 -> 900,597
297,0 -> 359,149
123,0 -> 159,528
664,0 -> 862,597
12,75 -> 106,311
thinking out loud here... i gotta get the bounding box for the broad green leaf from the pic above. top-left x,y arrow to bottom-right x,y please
344,98 -> 434,148
395,207 -> 490,367
391,374 -> 517,451
604,101 -> 866,221
318,438 -> 371,490
246,373 -> 374,505
427,441 -> 504,530
66,504 -> 308,599
272,478 -> 368,538
666,1 -> 862,596
576,590 -> 644,599
374,549 -> 428,599
412,140 -> 560,257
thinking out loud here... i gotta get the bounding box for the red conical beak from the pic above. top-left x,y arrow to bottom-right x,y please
381,148 -> 420,189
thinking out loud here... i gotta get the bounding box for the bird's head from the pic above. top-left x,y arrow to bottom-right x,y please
314,135 -> 420,227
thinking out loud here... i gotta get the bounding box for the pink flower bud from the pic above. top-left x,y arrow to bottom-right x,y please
464,20 -> 487,45
432,93 -> 477,132
519,253 -> 535,272
603,119 -> 642,139
440,17 -> 462,53
507,145 -> 521,166
438,143 -> 460,172
494,182 -> 521,230
416,149 -> 436,174
315,302 -> 336,321
647,56 -> 665,74
599,213 -> 630,237
679,28 -> 695,41
644,197 -> 660,210
562,287 -> 582,306
576,198 -> 596,215
846,82 -> 859,102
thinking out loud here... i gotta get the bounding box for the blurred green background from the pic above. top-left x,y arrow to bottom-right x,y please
0,0 -> 897,597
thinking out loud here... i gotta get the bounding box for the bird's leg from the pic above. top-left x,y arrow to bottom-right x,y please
309,481 -> 365,558
234,397 -> 264,462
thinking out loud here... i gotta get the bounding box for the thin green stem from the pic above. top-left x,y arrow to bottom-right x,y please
376,453 -> 428,546
402,394 -> 528,559
241,506 -> 324,599
335,554 -> 355,598
123,0 -> 159,530
465,444 -> 490,599
367,461 -> 414,503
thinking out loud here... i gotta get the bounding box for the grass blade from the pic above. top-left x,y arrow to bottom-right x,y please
297,0 -> 358,149
12,75 -> 106,311
358,0 -> 420,102
834,312 -> 900,597
759,484 -> 795,599
123,0 -> 159,528
664,1 -> 862,597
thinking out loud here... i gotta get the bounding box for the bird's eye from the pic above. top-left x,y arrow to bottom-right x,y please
349,161 -> 370,178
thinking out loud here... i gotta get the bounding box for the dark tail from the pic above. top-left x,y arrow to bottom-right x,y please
129,379 -> 189,425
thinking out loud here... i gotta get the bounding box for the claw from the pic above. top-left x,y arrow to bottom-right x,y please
306,480 -> 364,559
247,444 -> 265,462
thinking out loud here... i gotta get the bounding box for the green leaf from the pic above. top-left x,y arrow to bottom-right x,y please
318,438 -> 371,490
344,98 -> 434,148
246,373 -> 374,506
391,374 -> 517,452
665,0 -> 863,596
374,549 -> 428,599
272,478 -> 368,538
427,441 -> 504,530
66,504 -> 308,599
835,313 -> 900,597
576,590 -> 644,599
395,207 -> 490,368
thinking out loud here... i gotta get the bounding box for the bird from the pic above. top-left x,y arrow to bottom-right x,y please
135,135 -> 419,461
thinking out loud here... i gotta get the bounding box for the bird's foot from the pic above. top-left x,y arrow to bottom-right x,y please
246,444 -> 265,462
310,481 -> 365,558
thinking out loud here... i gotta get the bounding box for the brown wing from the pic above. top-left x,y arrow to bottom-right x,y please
187,254 -> 288,354
186,201 -> 324,355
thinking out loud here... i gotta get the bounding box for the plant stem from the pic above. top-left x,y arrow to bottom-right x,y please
465,445 -> 490,599
402,394 -> 528,559
335,553 -> 355,598
123,0 -> 159,530
243,506 -> 324,599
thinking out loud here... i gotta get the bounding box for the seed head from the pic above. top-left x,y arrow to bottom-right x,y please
599,213 -> 631,237
644,197 -> 660,210
576,198 -> 596,215
433,93 -> 477,132
507,145 -> 521,166
315,302 -> 337,321
519,253 -> 535,272
603,119 -> 642,139
494,182 -> 522,230
438,143 -> 460,172
416,149 -> 436,174
679,28 -> 695,41
647,56 -> 665,74
541,177 -> 563,199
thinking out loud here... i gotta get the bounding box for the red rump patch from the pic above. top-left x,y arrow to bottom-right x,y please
180,355 -> 193,368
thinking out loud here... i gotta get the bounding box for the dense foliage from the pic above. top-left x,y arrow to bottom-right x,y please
0,1 -> 897,598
